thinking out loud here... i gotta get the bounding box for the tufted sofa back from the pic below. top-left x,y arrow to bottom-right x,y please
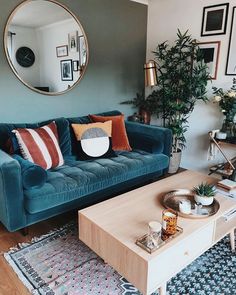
0,110 -> 122,157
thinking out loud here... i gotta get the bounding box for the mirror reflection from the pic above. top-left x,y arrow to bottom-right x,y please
5,0 -> 88,95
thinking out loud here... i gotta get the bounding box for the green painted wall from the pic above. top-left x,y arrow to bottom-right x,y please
0,0 -> 147,123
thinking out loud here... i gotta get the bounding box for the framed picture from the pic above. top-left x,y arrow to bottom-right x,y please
79,35 -> 87,66
68,31 -> 78,52
197,41 -> 220,80
226,7 -> 236,75
201,3 -> 229,36
73,60 -> 79,72
56,45 -> 68,58
60,59 -> 73,81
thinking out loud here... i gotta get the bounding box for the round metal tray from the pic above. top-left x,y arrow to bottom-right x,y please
162,189 -> 220,219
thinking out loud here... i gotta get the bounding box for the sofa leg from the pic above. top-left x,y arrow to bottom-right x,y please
21,227 -> 29,236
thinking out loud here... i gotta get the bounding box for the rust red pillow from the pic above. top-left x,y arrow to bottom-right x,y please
12,121 -> 64,170
89,114 -> 132,151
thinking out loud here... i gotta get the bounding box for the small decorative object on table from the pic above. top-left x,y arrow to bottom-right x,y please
136,220 -> 183,254
161,209 -> 178,241
215,131 -> 227,140
163,189 -> 220,218
147,221 -> 162,248
128,113 -> 142,123
193,182 -> 216,206
179,199 -> 191,214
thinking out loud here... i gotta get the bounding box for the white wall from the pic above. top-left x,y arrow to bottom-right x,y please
147,0 -> 236,173
37,19 -> 82,92
9,25 -> 40,87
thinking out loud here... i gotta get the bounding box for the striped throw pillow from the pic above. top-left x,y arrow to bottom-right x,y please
12,121 -> 64,170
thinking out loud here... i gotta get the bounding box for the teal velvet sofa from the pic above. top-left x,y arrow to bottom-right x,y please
0,111 -> 172,232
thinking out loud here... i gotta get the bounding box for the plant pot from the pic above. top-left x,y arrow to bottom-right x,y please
194,194 -> 214,206
168,150 -> 182,174
140,109 -> 151,125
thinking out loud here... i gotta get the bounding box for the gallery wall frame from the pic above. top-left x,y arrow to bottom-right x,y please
201,3 -> 229,36
73,60 -> 79,72
56,45 -> 68,58
226,6 -> 236,75
68,31 -> 78,52
60,59 -> 73,81
79,35 -> 87,66
197,41 -> 221,80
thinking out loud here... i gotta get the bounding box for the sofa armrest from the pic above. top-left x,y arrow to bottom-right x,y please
125,121 -> 172,157
0,150 -> 26,231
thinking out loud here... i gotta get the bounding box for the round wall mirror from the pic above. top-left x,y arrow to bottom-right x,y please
4,0 -> 89,95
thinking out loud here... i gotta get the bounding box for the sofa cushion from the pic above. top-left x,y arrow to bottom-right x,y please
24,150 -> 169,214
12,155 -> 47,189
0,117 -> 71,157
71,121 -> 116,160
67,110 -> 123,156
13,122 -> 64,170
89,113 -> 132,151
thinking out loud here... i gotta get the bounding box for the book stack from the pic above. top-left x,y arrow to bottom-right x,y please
216,179 -> 236,199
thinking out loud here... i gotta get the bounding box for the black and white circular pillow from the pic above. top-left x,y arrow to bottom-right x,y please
72,121 -> 116,160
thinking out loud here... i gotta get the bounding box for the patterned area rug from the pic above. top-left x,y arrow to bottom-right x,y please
4,223 -> 236,295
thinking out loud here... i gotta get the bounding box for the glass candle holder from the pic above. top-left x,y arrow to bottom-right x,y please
161,209 -> 178,241
147,221 -> 162,248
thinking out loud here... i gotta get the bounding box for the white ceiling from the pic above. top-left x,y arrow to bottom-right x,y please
11,1 -> 72,28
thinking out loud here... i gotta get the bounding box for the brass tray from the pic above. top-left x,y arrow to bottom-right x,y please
136,226 -> 183,254
163,189 -> 220,219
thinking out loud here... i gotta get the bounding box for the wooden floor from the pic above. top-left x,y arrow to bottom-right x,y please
0,211 -> 77,295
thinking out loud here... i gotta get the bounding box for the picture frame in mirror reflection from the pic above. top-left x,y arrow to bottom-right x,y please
56,45 -> 68,58
68,31 -> 78,52
61,59 -> 73,81
73,60 -> 79,72
79,35 -> 87,66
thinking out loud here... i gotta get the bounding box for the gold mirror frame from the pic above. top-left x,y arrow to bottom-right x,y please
4,0 -> 89,96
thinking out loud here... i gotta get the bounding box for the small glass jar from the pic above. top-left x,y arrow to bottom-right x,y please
147,221 -> 162,248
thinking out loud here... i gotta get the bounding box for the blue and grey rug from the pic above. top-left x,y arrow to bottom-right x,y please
4,223 -> 236,295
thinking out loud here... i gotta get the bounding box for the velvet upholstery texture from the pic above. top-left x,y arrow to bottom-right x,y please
125,121 -> 172,158
0,150 -> 26,231
12,155 -> 47,190
24,150 -> 169,214
89,114 -> 132,151
0,111 -> 172,231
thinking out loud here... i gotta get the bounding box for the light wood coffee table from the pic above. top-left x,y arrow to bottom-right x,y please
79,171 -> 236,295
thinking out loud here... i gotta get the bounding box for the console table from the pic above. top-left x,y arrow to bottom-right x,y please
208,130 -> 236,179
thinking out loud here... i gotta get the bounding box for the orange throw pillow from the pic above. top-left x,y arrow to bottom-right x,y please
89,114 -> 132,151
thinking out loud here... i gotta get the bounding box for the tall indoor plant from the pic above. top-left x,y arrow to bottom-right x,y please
151,30 -> 210,172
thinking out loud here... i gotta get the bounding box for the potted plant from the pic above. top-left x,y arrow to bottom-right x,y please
151,30 -> 210,173
212,78 -> 236,139
193,182 -> 216,206
121,92 -> 155,124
